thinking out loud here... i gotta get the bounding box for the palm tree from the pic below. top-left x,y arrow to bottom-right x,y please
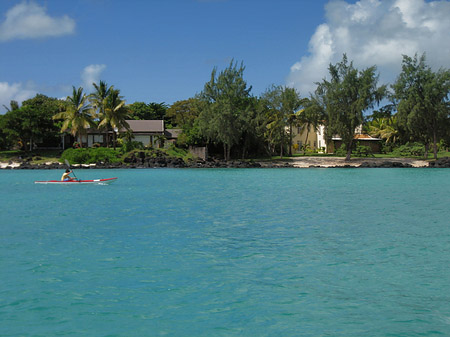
3,100 -> 19,112
98,89 -> 130,150
298,100 -> 324,154
53,86 -> 94,148
368,116 -> 400,145
90,80 -> 113,147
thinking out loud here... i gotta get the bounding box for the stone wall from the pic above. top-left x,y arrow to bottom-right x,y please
189,146 -> 208,161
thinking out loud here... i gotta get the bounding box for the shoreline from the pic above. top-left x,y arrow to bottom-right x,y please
1,156 -> 449,169
287,156 -> 430,168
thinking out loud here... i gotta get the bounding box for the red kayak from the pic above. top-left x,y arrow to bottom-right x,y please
34,177 -> 118,185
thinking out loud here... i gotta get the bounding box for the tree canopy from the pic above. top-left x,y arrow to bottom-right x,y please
313,54 -> 386,160
198,60 -> 252,160
1,95 -> 62,150
392,53 -> 450,159
127,102 -> 168,121
53,87 -> 95,148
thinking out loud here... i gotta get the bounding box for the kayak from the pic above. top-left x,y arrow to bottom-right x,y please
34,177 -> 118,185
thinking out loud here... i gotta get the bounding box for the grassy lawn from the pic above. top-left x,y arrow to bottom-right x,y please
372,151 -> 450,160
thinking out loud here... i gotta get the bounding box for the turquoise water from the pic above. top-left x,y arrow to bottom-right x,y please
1,168 -> 450,336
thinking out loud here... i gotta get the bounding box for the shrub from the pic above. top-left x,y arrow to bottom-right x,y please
335,144 -> 347,156
121,140 -> 144,153
354,144 -> 373,157
391,142 -> 425,157
61,147 -> 121,164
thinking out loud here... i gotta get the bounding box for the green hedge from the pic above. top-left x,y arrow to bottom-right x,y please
391,142 -> 425,157
61,148 -> 121,164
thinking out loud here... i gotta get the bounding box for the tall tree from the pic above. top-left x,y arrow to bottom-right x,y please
198,60 -> 252,161
262,85 -> 304,157
127,102 -> 168,120
53,86 -> 95,148
392,53 -> 450,159
166,98 -> 204,147
166,98 -> 201,128
99,89 -> 130,150
90,80 -> 113,147
2,94 -> 62,151
314,54 -> 386,160
367,116 -> 400,145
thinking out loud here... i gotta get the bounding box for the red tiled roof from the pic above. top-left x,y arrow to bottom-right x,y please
332,134 -> 381,141
354,134 -> 380,140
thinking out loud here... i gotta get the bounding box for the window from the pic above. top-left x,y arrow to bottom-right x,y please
94,135 -> 103,143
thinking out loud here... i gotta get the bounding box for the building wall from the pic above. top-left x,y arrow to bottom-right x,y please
134,135 -> 153,147
291,124 -> 326,153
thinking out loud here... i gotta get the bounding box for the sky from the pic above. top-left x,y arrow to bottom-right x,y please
0,0 -> 449,114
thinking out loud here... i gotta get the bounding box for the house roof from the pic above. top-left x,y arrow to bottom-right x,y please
124,120 -> 164,133
85,120 -> 165,134
165,128 -> 182,138
332,133 -> 381,141
354,133 -> 381,140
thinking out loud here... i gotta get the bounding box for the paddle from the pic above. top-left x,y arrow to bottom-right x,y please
64,159 -> 79,181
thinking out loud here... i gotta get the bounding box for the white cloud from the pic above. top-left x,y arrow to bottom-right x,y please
287,0 -> 450,96
0,82 -> 36,113
0,1 -> 75,41
81,64 -> 107,92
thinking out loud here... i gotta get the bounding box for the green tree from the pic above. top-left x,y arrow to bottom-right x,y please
392,53 -> 450,159
166,98 -> 201,128
198,60 -> 252,161
90,80 -> 113,146
53,86 -> 95,148
2,100 -> 19,113
166,98 -> 204,147
262,85 -> 304,157
99,89 -> 130,150
91,80 -> 113,115
2,94 -> 62,150
0,114 -> 11,149
1,100 -> 20,149
367,116 -> 400,145
366,104 -> 394,121
128,102 -> 168,121
238,96 -> 268,158
314,54 -> 386,160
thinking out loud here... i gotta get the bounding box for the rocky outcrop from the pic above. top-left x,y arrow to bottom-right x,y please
358,161 -> 413,168
428,157 -> 450,168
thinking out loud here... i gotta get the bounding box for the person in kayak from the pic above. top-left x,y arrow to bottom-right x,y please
61,169 -> 76,181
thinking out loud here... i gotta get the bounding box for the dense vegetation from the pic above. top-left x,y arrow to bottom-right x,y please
0,53 -> 449,162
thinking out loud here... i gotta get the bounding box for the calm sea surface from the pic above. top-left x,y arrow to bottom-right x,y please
1,168 -> 449,336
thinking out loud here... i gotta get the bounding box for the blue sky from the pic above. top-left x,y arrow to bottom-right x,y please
1,0 -> 449,113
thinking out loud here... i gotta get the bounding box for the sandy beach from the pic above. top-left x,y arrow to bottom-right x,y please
287,156 -> 429,168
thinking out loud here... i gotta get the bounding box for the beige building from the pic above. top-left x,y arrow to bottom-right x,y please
291,124 -> 327,153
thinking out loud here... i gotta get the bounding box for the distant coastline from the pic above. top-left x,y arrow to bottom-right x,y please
1,156 -> 449,169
